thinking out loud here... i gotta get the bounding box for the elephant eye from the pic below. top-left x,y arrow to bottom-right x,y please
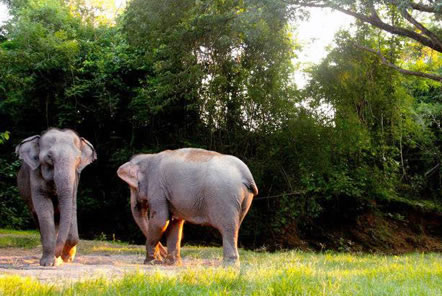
46,154 -> 53,165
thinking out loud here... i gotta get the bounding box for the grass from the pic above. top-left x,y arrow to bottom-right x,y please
80,239 -> 145,255
0,228 -> 143,254
0,251 -> 440,295
0,228 -> 441,295
379,195 -> 442,213
0,229 -> 40,248
0,229 -> 39,235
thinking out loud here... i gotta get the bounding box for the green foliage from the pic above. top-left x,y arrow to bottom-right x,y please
304,28 -> 441,204
0,131 -> 9,144
285,0 -> 442,82
123,0 -> 297,150
0,0 -> 440,248
0,157 -> 32,229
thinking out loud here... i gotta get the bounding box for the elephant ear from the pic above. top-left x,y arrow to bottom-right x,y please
77,137 -> 97,173
117,162 -> 139,189
15,135 -> 41,170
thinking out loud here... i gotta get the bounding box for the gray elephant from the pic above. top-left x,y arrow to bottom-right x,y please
16,128 -> 96,266
117,148 -> 258,265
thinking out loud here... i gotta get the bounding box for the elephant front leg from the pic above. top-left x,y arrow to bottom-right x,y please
165,218 -> 184,265
61,245 -> 77,262
144,202 -> 169,265
61,220 -> 79,263
61,177 -> 80,263
33,193 -> 57,266
61,196 -> 79,263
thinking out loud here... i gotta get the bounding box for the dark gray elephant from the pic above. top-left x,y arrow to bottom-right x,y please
16,128 -> 96,266
117,148 -> 258,266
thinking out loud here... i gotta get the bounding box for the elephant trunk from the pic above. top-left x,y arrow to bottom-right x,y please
54,160 -> 76,257
130,188 -> 149,238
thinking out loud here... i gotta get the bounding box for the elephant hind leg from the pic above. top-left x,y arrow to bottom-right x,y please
219,222 -> 240,266
165,219 -> 184,265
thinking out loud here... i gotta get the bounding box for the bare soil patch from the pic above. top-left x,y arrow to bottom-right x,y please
0,246 -> 220,284
277,204 -> 442,253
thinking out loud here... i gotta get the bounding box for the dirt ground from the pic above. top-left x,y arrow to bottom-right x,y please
0,246 -> 220,284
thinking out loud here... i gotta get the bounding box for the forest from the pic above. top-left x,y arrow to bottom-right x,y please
0,0 -> 440,252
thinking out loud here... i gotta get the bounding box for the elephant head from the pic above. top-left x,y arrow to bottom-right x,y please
15,128 -> 96,257
117,157 -> 149,238
117,156 -> 168,259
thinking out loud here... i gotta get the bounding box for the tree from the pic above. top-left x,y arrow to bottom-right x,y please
122,0 -> 298,154
285,0 -> 442,82
306,27 -> 441,204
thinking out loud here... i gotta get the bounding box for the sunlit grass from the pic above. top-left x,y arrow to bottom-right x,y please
0,250 -> 440,295
0,229 -> 38,235
85,244 -> 144,255
181,245 -> 224,260
0,228 -> 143,254
1,229 -> 440,295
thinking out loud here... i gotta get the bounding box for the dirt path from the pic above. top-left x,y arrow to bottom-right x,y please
0,247 -> 220,284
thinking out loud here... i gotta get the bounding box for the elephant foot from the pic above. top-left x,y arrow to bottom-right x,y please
40,255 -> 56,267
61,245 -> 77,263
157,243 -> 168,258
164,255 -> 182,266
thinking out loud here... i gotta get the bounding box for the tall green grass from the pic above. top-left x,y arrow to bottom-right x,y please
0,229 -> 38,235
1,251 -> 440,295
0,229 -> 39,248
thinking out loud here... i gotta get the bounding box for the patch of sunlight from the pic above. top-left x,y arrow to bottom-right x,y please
90,245 -> 142,254
0,276 -> 55,296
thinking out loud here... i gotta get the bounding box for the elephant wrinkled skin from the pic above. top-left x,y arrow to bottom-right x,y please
16,128 -> 96,266
117,148 -> 258,266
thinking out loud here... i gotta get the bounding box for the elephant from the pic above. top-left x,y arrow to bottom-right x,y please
117,148 -> 258,266
16,128 -> 96,266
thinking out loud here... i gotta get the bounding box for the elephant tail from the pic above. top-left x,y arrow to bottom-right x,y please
242,179 -> 258,196
237,164 -> 258,196
245,182 -> 259,196
228,155 -> 258,196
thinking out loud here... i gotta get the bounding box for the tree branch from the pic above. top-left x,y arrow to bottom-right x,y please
329,4 -> 442,52
353,43 -> 442,82
387,0 -> 440,14
287,0 -> 442,52
399,8 -> 442,50
368,0 -> 382,22
410,2 -> 440,13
